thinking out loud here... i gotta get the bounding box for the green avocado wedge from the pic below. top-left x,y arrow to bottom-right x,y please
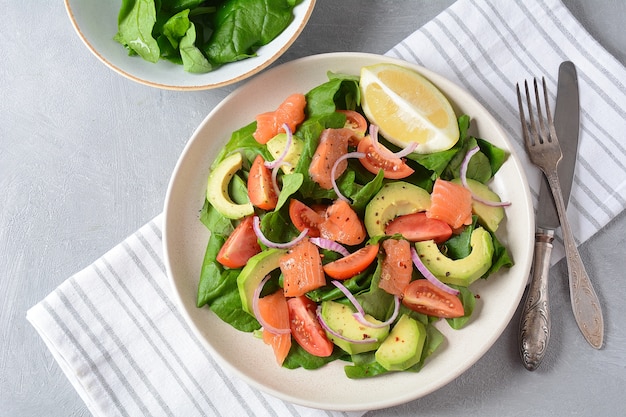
237,248 -> 287,316
414,228 -> 494,286
320,300 -> 389,355
375,314 -> 426,371
364,181 -> 431,237
206,152 -> 254,219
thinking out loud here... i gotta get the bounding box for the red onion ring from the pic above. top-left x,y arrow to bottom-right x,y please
331,151 -> 365,202
264,123 -> 292,170
460,146 -> 511,207
309,237 -> 350,257
369,124 -> 418,159
316,306 -> 378,344
271,161 -> 292,197
331,280 -> 398,328
252,274 -> 291,335
410,247 -> 460,295
252,215 -> 308,249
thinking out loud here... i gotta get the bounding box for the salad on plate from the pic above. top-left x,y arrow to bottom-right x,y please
195,62 -> 514,378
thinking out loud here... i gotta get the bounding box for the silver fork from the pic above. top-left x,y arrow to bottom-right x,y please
516,77 -> 604,349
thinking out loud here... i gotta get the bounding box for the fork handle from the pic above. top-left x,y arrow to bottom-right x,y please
519,229 -> 553,370
545,171 -> 604,349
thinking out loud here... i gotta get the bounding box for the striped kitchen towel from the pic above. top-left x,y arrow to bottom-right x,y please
386,0 -> 626,263
27,0 -> 626,416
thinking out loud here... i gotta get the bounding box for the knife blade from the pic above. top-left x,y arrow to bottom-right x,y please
518,61 -> 579,371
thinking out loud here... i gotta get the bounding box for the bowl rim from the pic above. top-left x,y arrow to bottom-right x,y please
162,51 -> 535,411
63,0 -> 317,91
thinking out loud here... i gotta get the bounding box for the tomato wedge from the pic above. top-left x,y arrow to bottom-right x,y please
323,243 -> 379,279
402,280 -> 464,318
287,296 -> 334,357
385,212 -> 453,244
289,199 -> 324,238
379,239 -> 412,296
337,110 -> 368,139
247,154 -> 278,210
216,216 -> 261,268
258,290 -> 291,365
280,237 -> 326,297
319,199 -> 366,246
357,135 -> 414,179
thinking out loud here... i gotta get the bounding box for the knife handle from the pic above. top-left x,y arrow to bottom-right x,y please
545,172 -> 605,349
519,229 -> 554,371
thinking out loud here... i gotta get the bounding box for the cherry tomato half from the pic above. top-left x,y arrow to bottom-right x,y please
323,243 -> 379,279
247,154 -> 278,210
287,296 -> 334,357
402,280 -> 465,318
289,199 -> 324,238
385,212 -> 453,243
337,110 -> 368,137
216,216 -> 261,269
357,135 -> 414,179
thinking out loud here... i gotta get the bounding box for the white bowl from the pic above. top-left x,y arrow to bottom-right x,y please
64,0 -> 316,90
163,52 -> 534,411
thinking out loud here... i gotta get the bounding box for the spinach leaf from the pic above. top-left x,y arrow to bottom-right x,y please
116,0 -> 299,73
197,235 -> 260,332
197,233 -> 226,307
162,0 -> 206,13
207,268 -> 261,332
355,259 -> 396,322
204,0 -> 295,65
306,75 -> 361,117
484,232 -> 514,277
116,0 -> 161,63
443,216 -> 477,259
180,23 -> 213,73
275,173 -> 303,212
476,137 -> 507,176
199,200 -> 233,235
162,9 -> 191,49
446,285 -> 476,329
282,344 -> 348,370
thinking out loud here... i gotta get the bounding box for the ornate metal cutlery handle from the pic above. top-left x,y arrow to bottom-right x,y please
519,229 -> 553,371
545,172 -> 604,349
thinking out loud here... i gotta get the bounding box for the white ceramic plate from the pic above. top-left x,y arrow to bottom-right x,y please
64,0 -> 316,90
163,52 -> 534,411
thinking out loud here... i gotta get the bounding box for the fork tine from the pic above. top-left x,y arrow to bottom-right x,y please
525,80 -> 540,147
533,78 -> 547,144
540,77 -> 560,145
516,82 -> 532,149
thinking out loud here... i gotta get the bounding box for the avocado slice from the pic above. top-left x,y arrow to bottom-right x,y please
364,181 -> 431,237
375,314 -> 426,371
452,178 -> 505,232
414,227 -> 494,286
266,132 -> 304,174
237,248 -> 287,316
320,300 -> 389,355
206,152 -> 254,219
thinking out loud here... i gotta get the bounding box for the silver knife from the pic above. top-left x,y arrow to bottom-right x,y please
518,61 -> 580,370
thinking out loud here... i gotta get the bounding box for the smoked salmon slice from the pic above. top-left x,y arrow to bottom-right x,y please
319,199 -> 366,245
426,178 -> 473,230
253,93 -> 307,144
258,290 -> 292,366
280,237 -> 326,297
309,128 -> 355,189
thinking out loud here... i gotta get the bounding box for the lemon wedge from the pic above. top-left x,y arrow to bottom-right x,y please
360,63 -> 460,154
